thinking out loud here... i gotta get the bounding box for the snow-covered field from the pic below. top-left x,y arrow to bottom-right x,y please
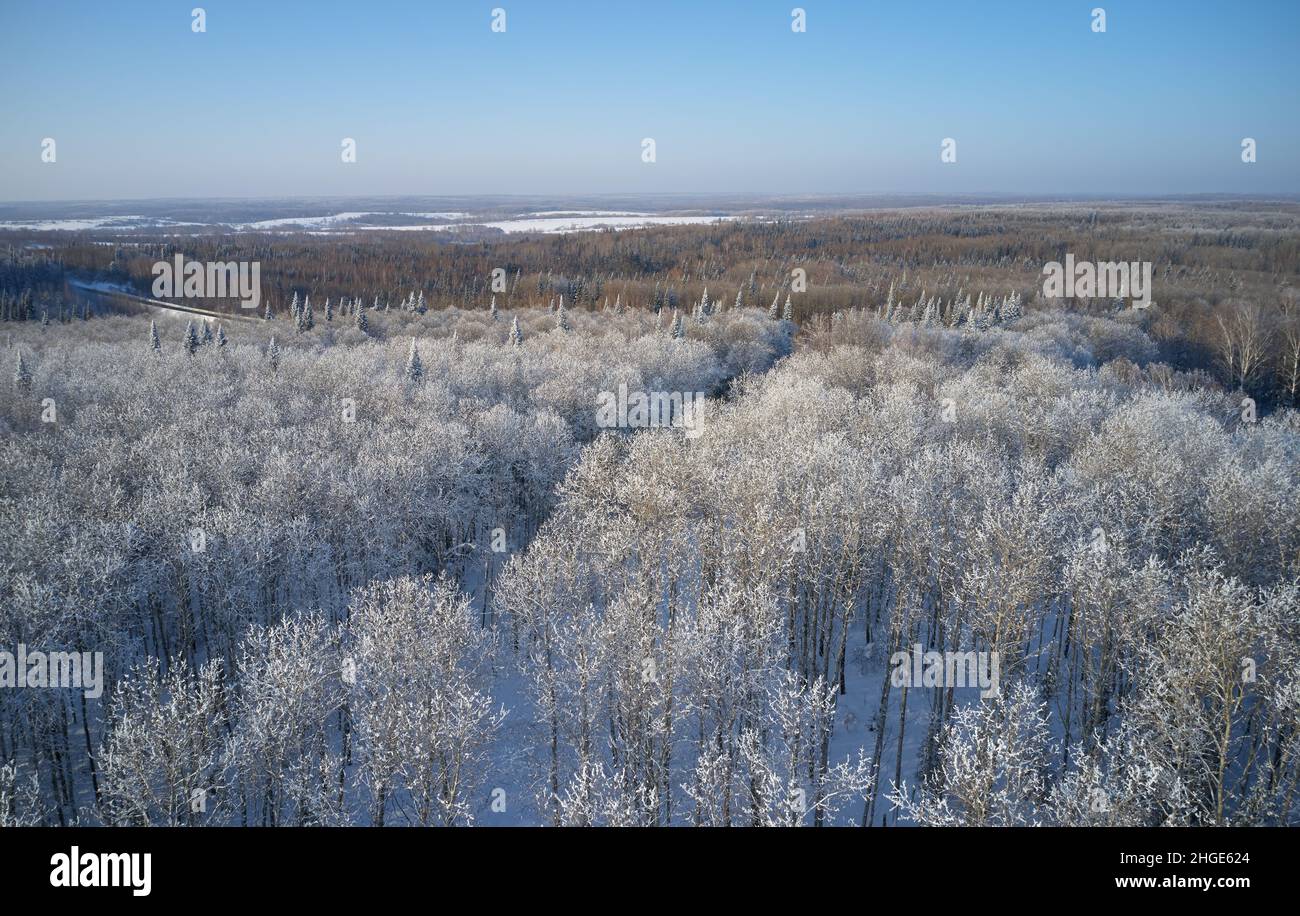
0,209 -> 733,235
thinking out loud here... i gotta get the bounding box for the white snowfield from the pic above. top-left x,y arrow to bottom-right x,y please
0,216 -> 206,231
469,215 -> 730,234
0,211 -> 732,235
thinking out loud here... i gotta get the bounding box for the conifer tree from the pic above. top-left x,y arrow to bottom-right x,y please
405,337 -> 424,383
13,350 -> 31,392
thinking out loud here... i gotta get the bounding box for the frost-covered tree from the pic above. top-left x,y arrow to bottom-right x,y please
404,337 -> 423,383
13,350 -> 31,392
348,575 -> 505,826
889,683 -> 1054,826
226,613 -> 345,826
98,657 -> 227,826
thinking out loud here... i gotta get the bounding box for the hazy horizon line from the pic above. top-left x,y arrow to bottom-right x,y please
3,190 -> 1298,208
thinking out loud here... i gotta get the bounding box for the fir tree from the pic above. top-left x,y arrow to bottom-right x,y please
509,316 -> 523,347
184,321 -> 200,356
267,335 -> 281,372
405,337 -> 424,383
13,351 -> 31,392
149,319 -> 161,354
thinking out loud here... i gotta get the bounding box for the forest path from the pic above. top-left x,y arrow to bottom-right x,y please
69,278 -> 262,323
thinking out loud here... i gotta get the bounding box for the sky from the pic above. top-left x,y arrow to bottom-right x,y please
0,0 -> 1297,201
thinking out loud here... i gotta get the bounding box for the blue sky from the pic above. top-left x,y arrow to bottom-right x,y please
1,0 -> 1297,200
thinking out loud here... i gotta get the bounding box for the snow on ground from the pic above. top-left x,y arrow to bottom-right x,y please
228,211 -> 472,230
0,216 -> 206,231
471,215 -> 730,233
525,210 -> 652,217
0,210 -> 732,235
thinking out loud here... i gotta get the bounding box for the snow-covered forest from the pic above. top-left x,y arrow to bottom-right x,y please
3,277 -> 1297,828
